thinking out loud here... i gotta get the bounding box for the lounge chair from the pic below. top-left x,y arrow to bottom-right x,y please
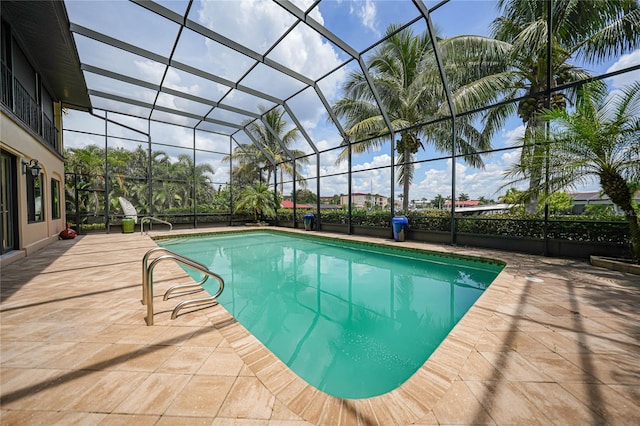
118,197 -> 173,234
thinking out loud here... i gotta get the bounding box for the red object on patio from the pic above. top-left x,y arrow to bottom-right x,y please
59,223 -> 77,239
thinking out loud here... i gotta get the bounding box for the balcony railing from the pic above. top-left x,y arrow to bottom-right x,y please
1,62 -> 59,152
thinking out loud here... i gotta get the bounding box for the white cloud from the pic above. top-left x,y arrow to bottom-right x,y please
500,150 -> 521,167
134,60 -> 165,85
413,166 -> 452,200
268,23 -> 345,84
501,125 -> 526,147
354,154 -> 390,167
606,50 -> 640,89
192,0 -> 346,140
197,0 -> 293,55
354,0 -> 378,35
196,132 -> 231,153
163,68 -> 215,101
410,147 -> 528,202
150,121 -> 194,149
295,140 -> 387,196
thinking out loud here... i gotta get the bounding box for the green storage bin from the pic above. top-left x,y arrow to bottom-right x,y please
122,218 -> 135,233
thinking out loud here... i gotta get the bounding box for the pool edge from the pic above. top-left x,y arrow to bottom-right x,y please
153,227 -> 506,270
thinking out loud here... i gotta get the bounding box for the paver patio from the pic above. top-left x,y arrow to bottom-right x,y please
1,227 -> 639,425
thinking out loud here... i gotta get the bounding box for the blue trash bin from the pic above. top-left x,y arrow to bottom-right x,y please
392,216 -> 408,241
303,213 -> 315,231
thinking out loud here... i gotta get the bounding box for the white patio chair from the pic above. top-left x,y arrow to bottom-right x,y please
118,197 -> 173,234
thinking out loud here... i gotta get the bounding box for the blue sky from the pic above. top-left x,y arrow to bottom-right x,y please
63,0 -> 640,202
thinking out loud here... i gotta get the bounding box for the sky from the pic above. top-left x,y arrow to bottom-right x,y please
62,0 -> 640,203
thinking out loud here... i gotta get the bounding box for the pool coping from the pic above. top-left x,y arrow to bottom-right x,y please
155,227 -> 516,424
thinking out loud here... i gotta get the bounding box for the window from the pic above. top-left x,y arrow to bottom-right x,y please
51,178 -> 60,219
27,172 -> 44,222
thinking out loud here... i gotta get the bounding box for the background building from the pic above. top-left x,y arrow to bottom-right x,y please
340,193 -> 389,210
569,191 -> 640,215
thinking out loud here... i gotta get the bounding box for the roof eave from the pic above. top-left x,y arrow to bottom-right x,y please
2,0 -> 91,111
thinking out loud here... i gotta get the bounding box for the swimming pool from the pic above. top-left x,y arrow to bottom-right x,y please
158,231 -> 504,399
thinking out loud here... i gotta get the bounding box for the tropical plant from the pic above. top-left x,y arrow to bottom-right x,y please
585,204 -> 616,217
541,192 -> 573,215
169,154 -> 216,209
225,107 -> 309,194
235,181 -> 276,223
292,189 -> 317,204
498,187 -> 527,214
431,194 -> 446,210
64,145 -> 219,219
229,157 -> 262,189
505,82 -> 640,260
499,187 -> 526,204
478,196 -> 495,205
332,24 -> 490,211
444,0 -> 640,212
210,184 -> 231,211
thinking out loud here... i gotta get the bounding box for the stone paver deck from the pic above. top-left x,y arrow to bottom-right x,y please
1,227 -> 639,425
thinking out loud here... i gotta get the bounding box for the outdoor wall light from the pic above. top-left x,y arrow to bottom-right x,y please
22,159 -> 42,177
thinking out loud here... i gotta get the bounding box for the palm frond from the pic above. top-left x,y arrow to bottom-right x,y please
574,8 -> 640,63
482,99 -> 519,141
510,18 -> 548,58
451,71 -> 521,115
608,81 -> 640,125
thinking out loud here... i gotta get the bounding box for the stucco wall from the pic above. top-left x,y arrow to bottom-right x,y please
1,104 -> 65,262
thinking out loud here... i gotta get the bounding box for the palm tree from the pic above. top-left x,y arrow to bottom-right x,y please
65,144 -> 105,177
445,0 -> 640,212
505,82 -> 640,260
498,188 -> 522,201
235,181 -> 276,223
227,144 -> 265,188
170,154 -> 215,209
65,145 -> 107,215
332,25 -> 490,211
225,107 -> 309,195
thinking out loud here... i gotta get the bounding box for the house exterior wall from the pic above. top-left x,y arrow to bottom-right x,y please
1,106 -> 66,265
0,17 -> 66,267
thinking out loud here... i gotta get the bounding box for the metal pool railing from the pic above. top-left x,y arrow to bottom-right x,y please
141,247 -> 224,325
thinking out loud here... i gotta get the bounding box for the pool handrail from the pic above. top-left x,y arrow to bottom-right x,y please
140,216 -> 172,235
142,249 -> 224,325
141,247 -> 209,305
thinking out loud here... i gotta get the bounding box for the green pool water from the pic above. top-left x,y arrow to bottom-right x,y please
159,231 -> 503,399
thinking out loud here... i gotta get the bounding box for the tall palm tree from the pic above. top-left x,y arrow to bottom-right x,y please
332,25 -> 490,211
446,0 -> 640,212
225,107 -> 309,195
505,82 -> 640,260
